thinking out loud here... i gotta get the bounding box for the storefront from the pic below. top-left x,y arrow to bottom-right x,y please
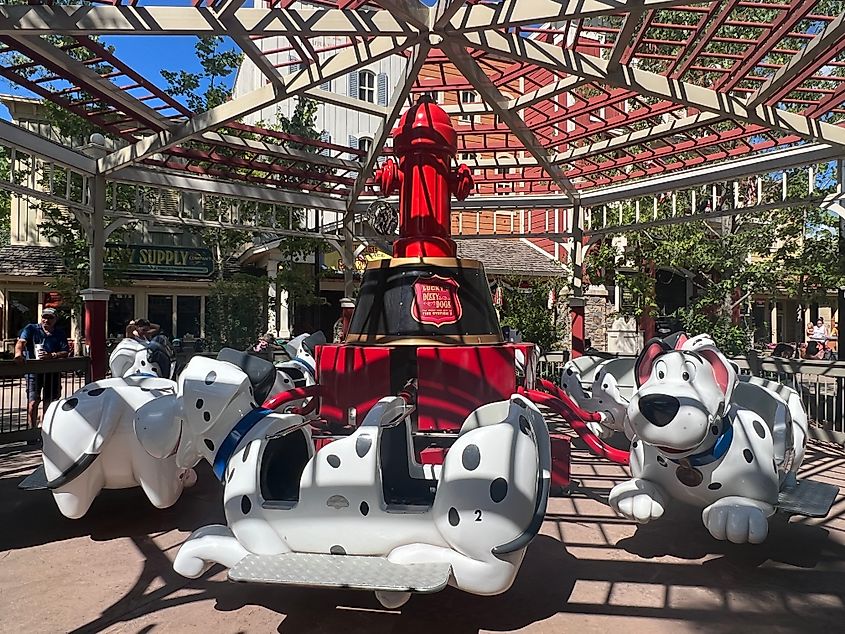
0,244 -> 215,351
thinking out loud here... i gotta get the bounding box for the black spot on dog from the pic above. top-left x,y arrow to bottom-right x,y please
88,388 -> 105,397
632,441 -> 638,448
330,545 -> 346,555
603,384 -> 609,390
243,441 -> 251,462
566,368 -> 573,376
355,436 -> 372,458
708,482 -> 722,490
195,398 -> 204,409
490,478 -> 508,502
62,398 -> 78,411
753,420 -> 766,439
227,468 -> 234,483
359,501 -> 369,516
204,438 -> 215,452
203,411 -> 211,422
462,444 -> 481,470
205,371 -> 217,385
711,425 -> 719,436
241,496 -> 251,514
657,455 -> 667,467
327,454 -> 341,468
140,360 -> 146,367
743,449 -> 754,463
448,507 -> 460,526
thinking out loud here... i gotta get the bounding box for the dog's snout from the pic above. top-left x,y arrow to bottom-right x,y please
638,394 -> 680,427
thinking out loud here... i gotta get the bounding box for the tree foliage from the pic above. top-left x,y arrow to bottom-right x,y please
206,273 -> 269,350
498,276 -> 567,353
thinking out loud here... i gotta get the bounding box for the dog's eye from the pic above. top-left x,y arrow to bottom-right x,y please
658,371 -> 665,379
684,361 -> 697,381
682,371 -> 689,380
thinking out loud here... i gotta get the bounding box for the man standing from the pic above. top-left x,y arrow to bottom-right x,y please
14,307 -> 70,442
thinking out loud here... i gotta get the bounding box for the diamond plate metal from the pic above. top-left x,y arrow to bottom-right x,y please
777,479 -> 839,517
18,465 -> 48,491
228,553 -> 451,593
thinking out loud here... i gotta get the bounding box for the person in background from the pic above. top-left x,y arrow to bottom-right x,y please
13,307 -> 70,443
126,318 -> 161,342
333,297 -> 356,343
810,317 -> 829,343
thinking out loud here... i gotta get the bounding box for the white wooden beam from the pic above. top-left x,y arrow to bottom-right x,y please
98,35 -> 414,174
463,30 -> 845,150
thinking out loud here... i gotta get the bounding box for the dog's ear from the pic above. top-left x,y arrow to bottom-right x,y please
684,334 -> 737,407
635,338 -> 671,387
666,331 -> 689,350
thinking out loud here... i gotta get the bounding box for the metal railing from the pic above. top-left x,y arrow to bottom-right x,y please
0,357 -> 91,442
734,352 -> 845,443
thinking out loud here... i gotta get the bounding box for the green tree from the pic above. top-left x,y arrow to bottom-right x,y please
498,276 -> 567,353
206,273 -> 269,350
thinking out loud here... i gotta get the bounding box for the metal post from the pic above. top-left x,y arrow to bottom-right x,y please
570,203 -> 585,357
80,135 -> 110,380
839,159 -> 845,356
343,212 -> 356,298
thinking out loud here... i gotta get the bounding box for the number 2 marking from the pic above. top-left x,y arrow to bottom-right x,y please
474,509 -> 482,522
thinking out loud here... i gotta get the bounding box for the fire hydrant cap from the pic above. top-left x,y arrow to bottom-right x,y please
393,97 -> 457,153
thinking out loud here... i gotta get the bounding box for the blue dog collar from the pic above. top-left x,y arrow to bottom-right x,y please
212,408 -> 272,481
668,418 -> 734,467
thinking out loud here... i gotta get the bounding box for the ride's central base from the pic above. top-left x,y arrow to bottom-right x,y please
229,551 -> 452,593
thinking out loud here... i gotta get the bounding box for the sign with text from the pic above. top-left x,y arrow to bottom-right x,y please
106,245 -> 215,278
411,275 -> 462,327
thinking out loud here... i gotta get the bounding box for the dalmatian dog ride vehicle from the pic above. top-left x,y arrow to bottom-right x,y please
135,350 -> 552,608
559,355 -> 633,439
609,333 -> 838,544
19,337 -> 195,518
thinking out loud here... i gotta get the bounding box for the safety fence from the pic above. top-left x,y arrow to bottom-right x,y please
0,358 -> 91,442
733,353 -> 845,443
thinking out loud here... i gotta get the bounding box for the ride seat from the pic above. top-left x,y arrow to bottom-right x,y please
733,380 -> 793,467
217,348 -> 277,404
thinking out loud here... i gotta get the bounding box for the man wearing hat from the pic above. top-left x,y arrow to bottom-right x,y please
14,307 -> 70,441
333,297 -> 356,343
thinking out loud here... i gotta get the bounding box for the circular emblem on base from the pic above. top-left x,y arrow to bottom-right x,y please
675,463 -> 703,487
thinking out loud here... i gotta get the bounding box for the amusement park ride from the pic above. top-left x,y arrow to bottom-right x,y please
19,99 -> 840,608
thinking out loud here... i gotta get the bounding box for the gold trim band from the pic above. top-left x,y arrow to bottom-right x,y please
365,257 -> 485,270
344,333 -> 503,346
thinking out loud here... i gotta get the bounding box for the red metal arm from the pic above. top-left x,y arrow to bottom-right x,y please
520,385 -> 630,465
262,385 -> 321,412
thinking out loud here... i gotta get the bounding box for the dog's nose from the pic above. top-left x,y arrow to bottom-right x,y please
638,394 -> 680,427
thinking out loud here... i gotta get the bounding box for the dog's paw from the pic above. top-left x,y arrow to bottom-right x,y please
586,419 -> 614,439
591,371 -> 629,433
702,496 -> 774,544
560,362 -> 592,405
609,479 -> 666,524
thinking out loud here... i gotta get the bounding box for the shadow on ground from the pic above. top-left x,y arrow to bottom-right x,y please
0,448 -> 224,552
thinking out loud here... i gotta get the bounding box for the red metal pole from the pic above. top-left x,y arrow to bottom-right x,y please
81,289 -> 110,380
570,298 -> 585,357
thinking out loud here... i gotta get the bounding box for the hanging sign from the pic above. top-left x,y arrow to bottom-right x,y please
105,244 -> 215,277
411,275 -> 462,327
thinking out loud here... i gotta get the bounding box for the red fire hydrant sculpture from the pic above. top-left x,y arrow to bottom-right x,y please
375,96 -> 473,258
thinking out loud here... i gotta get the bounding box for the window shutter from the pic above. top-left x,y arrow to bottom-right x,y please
289,56 -> 300,74
320,131 -> 331,156
348,72 -> 358,98
320,78 -> 330,91
348,135 -> 358,159
377,73 -> 389,106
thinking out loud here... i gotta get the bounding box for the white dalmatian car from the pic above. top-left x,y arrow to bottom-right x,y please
609,333 -> 838,544
135,351 -> 551,608
19,338 -> 195,518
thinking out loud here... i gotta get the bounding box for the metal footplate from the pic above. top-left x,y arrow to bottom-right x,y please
228,553 -> 452,593
777,478 -> 839,517
19,465 -> 48,491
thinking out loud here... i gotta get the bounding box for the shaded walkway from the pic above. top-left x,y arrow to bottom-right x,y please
1,433 -> 844,633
